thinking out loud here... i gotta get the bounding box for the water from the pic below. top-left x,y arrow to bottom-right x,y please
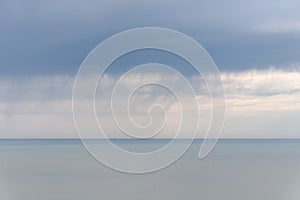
1,139 -> 300,200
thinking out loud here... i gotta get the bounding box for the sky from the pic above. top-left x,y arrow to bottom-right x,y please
0,0 -> 300,138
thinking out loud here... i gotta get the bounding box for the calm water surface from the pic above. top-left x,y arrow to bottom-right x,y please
1,139 -> 300,200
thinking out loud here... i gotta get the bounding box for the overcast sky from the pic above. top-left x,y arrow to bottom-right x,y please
0,0 -> 300,138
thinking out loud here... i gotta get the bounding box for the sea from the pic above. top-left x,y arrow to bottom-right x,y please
1,139 -> 300,200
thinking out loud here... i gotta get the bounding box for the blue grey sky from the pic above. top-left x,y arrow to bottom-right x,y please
1,0 -> 300,75
1,0 -> 300,138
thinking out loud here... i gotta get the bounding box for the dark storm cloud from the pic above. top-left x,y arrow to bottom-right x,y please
0,0 -> 300,75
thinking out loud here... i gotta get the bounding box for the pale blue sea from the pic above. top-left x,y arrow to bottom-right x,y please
1,139 -> 300,200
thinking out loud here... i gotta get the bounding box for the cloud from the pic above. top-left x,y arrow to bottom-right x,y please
1,0 -> 300,74
0,68 -> 300,138
254,21 -> 300,33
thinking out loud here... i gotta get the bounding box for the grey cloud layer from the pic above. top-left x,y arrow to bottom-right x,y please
1,0 -> 300,75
